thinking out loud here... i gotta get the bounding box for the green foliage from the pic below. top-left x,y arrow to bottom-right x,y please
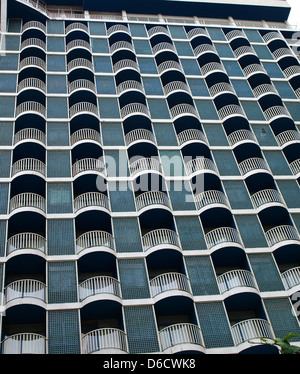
258,333 -> 300,354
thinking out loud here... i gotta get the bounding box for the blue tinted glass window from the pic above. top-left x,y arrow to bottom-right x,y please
47,37 -> 65,52
98,98 -> 120,118
181,59 -> 201,75
0,74 -> 17,92
168,25 -> 187,39
142,77 -> 163,95
223,61 -> 244,76
91,38 -> 109,53
47,20 -> 64,34
174,41 -> 194,56
215,43 -> 235,58
263,62 -> 284,78
93,56 -> 112,73
241,101 -> 265,121
137,57 -> 157,74
129,23 -> 147,37
47,97 -> 68,118
96,76 -> 116,94
0,55 -> 18,70
274,82 -> 296,99
148,99 -> 170,119
47,55 -> 66,71
231,80 -> 254,97
188,78 -> 209,96
47,75 -> 67,93
207,27 -> 226,40
133,39 -> 152,54
195,100 -> 219,120
89,22 -> 106,35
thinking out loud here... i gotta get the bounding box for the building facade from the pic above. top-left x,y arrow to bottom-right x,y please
0,0 -> 300,354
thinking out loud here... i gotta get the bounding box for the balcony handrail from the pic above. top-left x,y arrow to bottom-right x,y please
129,157 -> 162,176
265,225 -> 300,247
113,59 -> 140,74
147,26 -> 170,37
225,29 -> 247,41
209,82 -> 235,97
152,42 -> 176,54
187,27 -> 209,39
205,227 -> 243,250
157,60 -> 183,74
243,64 -> 267,77
233,45 -> 257,58
142,228 -> 180,252
65,22 -> 89,34
276,130 -> 300,147
81,328 -> 128,354
1,333 -> 47,354
201,62 -> 226,76
70,128 -> 101,145
283,65 -> 300,78
110,40 -> 134,53
125,128 -> 156,146
9,192 -> 46,213
19,56 -> 46,70
238,157 -> 270,176
135,191 -> 171,211
120,103 -> 150,119
163,81 -> 191,96
18,77 -> 46,93
5,279 -> 46,303
264,106 -> 292,121
217,269 -> 257,294
22,20 -> 46,32
72,158 -> 106,177
177,129 -> 208,146
78,275 -> 121,301
21,38 -> 46,50
68,79 -> 96,94
290,159 -> 300,175
12,158 -> 46,177
193,43 -> 217,57
227,129 -> 257,147
185,157 -> 218,176
66,39 -> 91,52
76,230 -> 115,254
16,101 -> 46,117
272,47 -> 294,59
7,232 -> 46,255
69,102 -> 99,118
218,104 -> 246,121
231,318 -> 274,346
253,83 -> 278,98
262,31 -> 284,43
67,58 -> 93,72
251,189 -> 285,209
281,266 -> 300,290
170,103 -> 199,119
116,80 -> 145,95
107,24 -> 130,36
14,128 -> 46,145
159,323 -> 204,351
150,272 -> 191,297
74,192 -> 110,212
194,190 -> 230,210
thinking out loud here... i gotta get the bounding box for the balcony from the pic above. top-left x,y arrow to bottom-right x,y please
272,48 -> 294,60
217,270 -> 258,294
193,44 -> 217,58
283,65 -> 300,79
14,128 -> 46,146
129,157 -> 162,177
152,42 -> 176,55
242,64 -> 267,78
120,103 -> 150,119
252,84 -> 278,99
6,233 -> 46,256
65,22 -> 89,35
110,41 -> 134,54
263,106 -> 292,121
66,40 -> 91,53
227,129 -> 257,147
281,267 -> 300,290
177,129 -> 208,146
19,56 -> 46,71
142,229 -> 181,253
200,62 -> 226,76
265,225 -> 300,248
74,192 -> 110,213
205,227 -> 243,251
116,80 -> 145,95
22,21 -> 46,33
157,60 -> 183,75
67,58 -> 94,72
159,323 -> 204,353
125,129 -> 156,147
251,189 -> 286,210
276,130 -> 300,147
113,59 -> 140,74
76,230 -> 115,255
233,45 -> 257,59
135,191 -> 171,212
231,319 -> 274,346
5,279 -> 46,304
69,102 -> 99,118
68,79 -> 96,94
163,81 -> 191,96
16,101 -> 46,118
185,158 -> 218,177
238,157 -> 271,177
150,272 -> 192,298
78,276 -> 121,302
148,26 -> 170,38
9,193 -> 46,213
218,104 -> 246,121
187,28 -> 209,40
72,158 -> 106,177
18,78 -> 46,93
70,129 -> 102,146
209,82 -> 236,98
170,104 -> 199,120
107,24 -> 130,37
289,159 -> 300,176
1,333 -> 47,354
262,32 -> 284,44
194,190 -> 230,211
21,38 -> 46,51
81,328 -> 128,354
12,158 -> 46,177
225,29 -> 247,42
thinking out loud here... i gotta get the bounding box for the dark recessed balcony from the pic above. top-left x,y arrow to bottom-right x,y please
78,275 -> 121,303
6,232 -> 46,257
231,319 -> 275,348
65,22 -> 89,35
217,269 -> 258,295
76,230 -> 115,256
81,328 -> 128,354
22,21 -> 46,33
205,227 -> 243,251
1,333 -> 47,354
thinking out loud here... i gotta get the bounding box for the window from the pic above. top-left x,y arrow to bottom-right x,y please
0,55 -> 18,70
181,59 -> 201,75
243,29 -> 264,43
0,122 -> 13,145
96,76 -> 116,94
223,180 -> 252,209
235,214 -> 268,248
251,124 -> 277,146
231,80 -> 254,97
213,150 -> 240,176
0,97 -> 15,117
277,180 -> 300,209
89,22 -> 106,35
169,25 -> 187,39
174,41 -> 194,56
98,98 -> 120,118
223,60 -> 244,77
129,23 -> 147,37
47,182 -> 73,213
207,27 -> 226,41
47,55 -> 66,72
101,122 -> 124,146
215,43 -> 235,58
263,150 -> 292,175
47,20 -> 64,34
203,124 -> 228,146
188,78 -> 209,96
47,151 -> 71,178
142,77 -> 163,95
91,38 -> 109,53
47,75 -> 67,93
262,62 -> 284,78
273,81 -> 296,99
133,39 -> 152,54
137,57 -> 157,74
47,37 -> 65,52
241,101 -> 265,121
47,97 -> 68,118
93,56 -> 112,73
284,102 -> 300,121
0,74 -> 17,92
47,122 -> 69,146
3,35 -> 20,50
147,98 -> 170,119
153,123 -> 177,146
195,100 -> 219,120
253,45 -> 274,60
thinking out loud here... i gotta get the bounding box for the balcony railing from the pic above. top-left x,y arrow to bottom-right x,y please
18,78 -> 46,93
201,62 -> 226,76
12,158 -> 46,177
253,84 -> 278,98
187,28 -> 209,39
163,81 -> 191,96
290,159 -> 300,175
159,323 -> 204,352
81,328 -> 128,354
205,227 -> 243,250
185,158 -> 218,176
295,87 -> 300,99
157,60 -> 183,74
116,80 -> 145,95
272,47 -> 294,60
265,225 -> 300,247
16,101 -> 46,117
209,82 -> 235,98
193,43 -> 217,57
152,42 -> 176,55
70,128 -> 102,146
5,279 -> 46,303
67,58 -> 94,72
135,191 -> 171,211
66,39 -> 91,52
233,45 -> 257,58
177,129 -> 208,146
22,21 -> 46,33
231,319 -> 274,346
262,31 -> 284,43
243,64 -> 267,77
225,29 -> 247,41
120,103 -> 150,119
7,233 -> 46,255
218,104 -> 246,121
78,276 -> 121,301
264,106 -> 292,121
281,267 -> 300,290
107,24 -> 130,36
148,26 -> 170,38
217,270 -> 258,294
125,128 -> 156,146
194,190 -> 230,210
72,158 -> 106,177
110,41 -> 134,54
69,102 -> 99,118
129,157 -> 162,176
76,230 -> 115,254
14,128 -> 46,145
227,129 -> 257,147
283,65 -> 300,78
113,59 -> 140,74
251,189 -> 285,209
19,56 -> 46,70
21,38 -> 46,50
170,104 -> 199,119
238,157 -> 271,176
65,22 -> 89,34
9,193 -> 46,213
150,272 -> 191,298
142,229 -> 180,252
68,79 -> 96,94
1,333 -> 47,354
74,192 -> 109,212
276,130 -> 300,147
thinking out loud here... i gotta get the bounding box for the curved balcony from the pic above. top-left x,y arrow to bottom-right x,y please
67,58 -> 94,72
107,24 -> 130,37
157,60 -> 183,75
187,28 -> 209,40
185,158 -> 218,177
170,104 -> 199,120
120,103 -> 150,119
74,192 -> 110,213
238,157 -> 271,177
113,59 -> 140,74
16,101 -> 46,118
152,42 -> 176,55
69,102 -> 99,119
262,32 -> 284,44
70,128 -> 102,146
142,229 -> 181,253
209,82 -> 236,98
177,129 -> 208,146
12,158 -> 46,177
272,47 -> 294,60
217,270 -> 258,294
7,233 -> 46,256
5,279 -> 46,304
68,79 -> 96,94
276,130 -> 300,147
201,62 -> 226,76
148,26 -> 170,38
163,81 -> 191,96
135,191 -> 171,212
227,129 -> 257,147
110,41 -> 134,54
116,80 -> 145,95
78,276 -> 121,302
159,323 -> 204,353
76,230 -> 115,255
9,193 -> 46,213
21,38 -> 46,51
129,158 -> 162,177
19,56 -> 46,71
125,128 -> 156,147
65,22 -> 89,35
22,21 -> 46,33
66,40 -> 91,53
194,190 -> 230,211
18,78 -> 46,93
283,65 -> 300,79
251,189 -> 285,210
295,87 -> 300,99
81,328 -> 128,354
265,225 -> 300,248
253,84 -> 278,99
231,319 -> 274,347
233,45 -> 257,59
72,158 -> 106,178
205,227 -> 243,250
14,128 -> 46,145
193,43 -> 217,58
242,64 -> 267,78
1,333 -> 46,354
225,29 -> 247,42
150,272 -> 192,298
289,159 -> 300,176
263,106 -> 292,121
281,266 -> 300,290
218,104 -> 246,121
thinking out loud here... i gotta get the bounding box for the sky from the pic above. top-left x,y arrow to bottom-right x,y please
287,0 -> 300,27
